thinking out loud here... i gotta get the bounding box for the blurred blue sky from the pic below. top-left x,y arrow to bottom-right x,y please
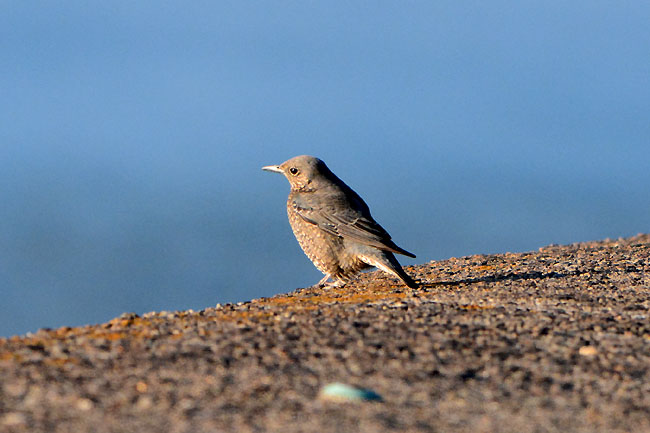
1,2 -> 648,337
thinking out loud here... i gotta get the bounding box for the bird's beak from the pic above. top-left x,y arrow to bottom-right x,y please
262,165 -> 282,173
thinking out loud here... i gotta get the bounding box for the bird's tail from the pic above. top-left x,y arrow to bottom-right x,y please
361,253 -> 419,289
397,269 -> 419,289
383,241 -> 416,258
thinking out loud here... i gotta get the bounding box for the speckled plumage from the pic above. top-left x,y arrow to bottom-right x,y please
263,155 -> 418,289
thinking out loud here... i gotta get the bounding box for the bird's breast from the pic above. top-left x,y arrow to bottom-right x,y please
286,202 -> 344,274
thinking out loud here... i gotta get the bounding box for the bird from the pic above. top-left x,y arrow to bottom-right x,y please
262,155 -> 418,289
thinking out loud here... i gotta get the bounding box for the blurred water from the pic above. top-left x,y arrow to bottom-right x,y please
1,2 -> 649,337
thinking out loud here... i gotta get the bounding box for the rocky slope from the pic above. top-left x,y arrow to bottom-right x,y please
1,235 -> 649,432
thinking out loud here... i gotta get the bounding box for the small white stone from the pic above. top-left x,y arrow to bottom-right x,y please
76,398 -> 94,411
578,346 -> 598,356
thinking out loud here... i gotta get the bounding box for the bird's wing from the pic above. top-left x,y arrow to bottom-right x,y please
291,194 -> 416,258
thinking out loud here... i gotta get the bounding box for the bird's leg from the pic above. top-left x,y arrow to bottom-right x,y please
312,274 -> 332,289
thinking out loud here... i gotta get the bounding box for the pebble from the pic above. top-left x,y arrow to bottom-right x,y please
578,346 -> 599,356
76,398 -> 94,411
318,383 -> 383,402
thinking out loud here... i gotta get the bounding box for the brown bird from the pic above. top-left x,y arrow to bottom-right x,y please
263,155 -> 418,289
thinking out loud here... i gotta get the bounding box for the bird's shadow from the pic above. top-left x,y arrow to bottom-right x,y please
293,269 -> 586,294
417,270 -> 570,290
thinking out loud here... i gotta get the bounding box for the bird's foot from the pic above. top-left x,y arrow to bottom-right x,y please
323,280 -> 346,289
312,275 -> 347,289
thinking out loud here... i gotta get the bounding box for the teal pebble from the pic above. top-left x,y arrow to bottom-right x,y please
319,383 -> 383,402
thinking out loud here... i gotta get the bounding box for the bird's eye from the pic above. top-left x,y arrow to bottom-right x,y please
289,167 -> 300,176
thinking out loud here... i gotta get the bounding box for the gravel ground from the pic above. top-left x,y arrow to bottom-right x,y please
1,235 -> 649,433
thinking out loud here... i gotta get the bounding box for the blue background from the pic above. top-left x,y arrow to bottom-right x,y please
1,2 -> 648,337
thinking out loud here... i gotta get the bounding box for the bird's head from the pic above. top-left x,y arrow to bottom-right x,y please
262,155 -> 330,191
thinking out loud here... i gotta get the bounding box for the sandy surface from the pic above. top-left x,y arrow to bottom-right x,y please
1,235 -> 649,433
